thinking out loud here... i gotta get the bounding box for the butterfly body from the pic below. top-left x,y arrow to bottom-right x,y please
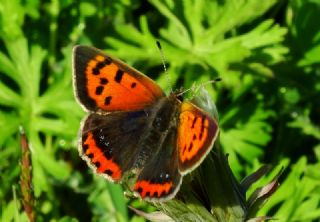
73,45 -> 219,201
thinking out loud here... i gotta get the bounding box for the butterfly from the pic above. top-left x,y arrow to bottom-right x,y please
72,45 -> 219,201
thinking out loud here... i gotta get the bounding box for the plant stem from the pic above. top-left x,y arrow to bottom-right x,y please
19,127 -> 35,222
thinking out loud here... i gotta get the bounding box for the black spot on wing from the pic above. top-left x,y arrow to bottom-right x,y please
87,153 -> 94,159
104,169 -> 113,176
100,78 -> 108,85
182,145 -> 187,154
188,142 -> 193,152
104,96 -> 112,105
114,69 -> 124,83
83,144 -> 89,153
95,86 -> 104,95
191,117 -> 198,128
92,67 -> 100,75
94,161 -> 101,168
96,61 -> 105,69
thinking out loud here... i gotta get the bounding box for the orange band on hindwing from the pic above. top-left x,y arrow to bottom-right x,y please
134,180 -> 173,199
81,132 -> 122,181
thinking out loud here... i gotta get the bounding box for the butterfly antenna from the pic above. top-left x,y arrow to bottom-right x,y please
156,40 -> 172,92
176,77 -> 222,97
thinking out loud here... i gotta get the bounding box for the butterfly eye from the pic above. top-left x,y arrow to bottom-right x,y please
176,94 -> 183,102
153,117 -> 163,129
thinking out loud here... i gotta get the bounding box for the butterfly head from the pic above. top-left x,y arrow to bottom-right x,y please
170,89 -> 184,102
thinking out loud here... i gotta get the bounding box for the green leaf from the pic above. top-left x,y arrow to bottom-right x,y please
0,112 -> 20,146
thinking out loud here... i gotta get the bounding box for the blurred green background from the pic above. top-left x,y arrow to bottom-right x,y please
1,0 -> 320,221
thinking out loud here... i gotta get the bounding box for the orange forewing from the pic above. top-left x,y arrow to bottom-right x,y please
177,102 -> 219,174
73,45 -> 165,112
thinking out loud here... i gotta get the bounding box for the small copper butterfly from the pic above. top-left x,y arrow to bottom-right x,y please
72,45 -> 219,201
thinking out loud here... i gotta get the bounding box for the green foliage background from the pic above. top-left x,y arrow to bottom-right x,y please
0,0 -> 320,221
